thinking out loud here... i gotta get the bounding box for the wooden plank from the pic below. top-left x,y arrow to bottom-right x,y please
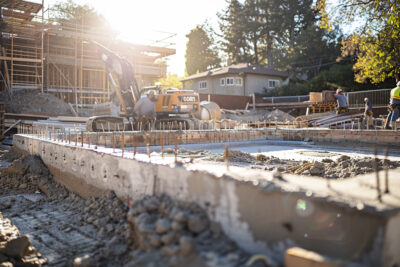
0,56 -> 41,63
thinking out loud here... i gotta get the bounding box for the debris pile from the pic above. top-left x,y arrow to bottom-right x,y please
1,91 -> 73,115
126,194 -> 249,267
205,150 -> 255,163
0,214 -> 47,266
204,150 -> 400,179
263,109 -> 295,122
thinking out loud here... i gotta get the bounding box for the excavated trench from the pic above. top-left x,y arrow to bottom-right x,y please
0,147 -> 254,267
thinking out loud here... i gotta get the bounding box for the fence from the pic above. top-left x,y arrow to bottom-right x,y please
346,89 -> 391,108
262,95 -> 309,103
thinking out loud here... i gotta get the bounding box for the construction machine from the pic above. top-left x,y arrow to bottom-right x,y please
86,42 -> 220,131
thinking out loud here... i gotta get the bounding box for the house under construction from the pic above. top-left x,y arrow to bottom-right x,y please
0,0 -> 175,107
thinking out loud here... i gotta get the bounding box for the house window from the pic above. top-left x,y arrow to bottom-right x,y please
220,78 -> 225,86
235,78 -> 243,86
226,77 -> 234,86
268,79 -> 280,88
199,81 -> 207,90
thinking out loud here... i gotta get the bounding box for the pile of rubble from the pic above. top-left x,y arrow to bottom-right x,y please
2,91 -> 73,115
204,151 -> 400,179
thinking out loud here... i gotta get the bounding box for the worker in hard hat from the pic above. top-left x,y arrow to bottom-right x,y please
384,81 -> 400,130
334,88 -> 348,114
363,97 -> 374,129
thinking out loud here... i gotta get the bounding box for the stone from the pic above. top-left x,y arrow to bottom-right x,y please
188,215 -> 208,234
73,254 -> 92,267
137,222 -> 154,234
309,162 -> 325,176
155,219 -> 171,234
173,211 -> 187,223
147,234 -> 161,248
1,235 -> 30,258
161,245 -> 180,256
106,224 -> 114,233
18,183 -> 28,190
171,221 -> 184,232
0,262 -> 13,267
338,155 -> 350,162
179,236 -> 194,255
161,232 -> 176,245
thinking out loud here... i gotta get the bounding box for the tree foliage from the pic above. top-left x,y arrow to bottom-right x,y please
185,25 -> 221,76
156,73 -> 183,90
316,0 -> 400,83
50,0 -> 112,31
219,0 -> 320,68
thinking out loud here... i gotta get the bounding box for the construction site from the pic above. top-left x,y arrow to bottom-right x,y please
1,1 -> 400,267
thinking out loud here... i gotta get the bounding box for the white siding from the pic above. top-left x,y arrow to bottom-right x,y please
245,74 -> 283,95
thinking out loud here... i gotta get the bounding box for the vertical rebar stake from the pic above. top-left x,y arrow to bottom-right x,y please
384,148 -> 389,193
160,135 -> 164,159
146,134 -> 150,161
68,129 -> 71,144
81,131 -> 83,147
225,144 -> 229,171
121,132 -> 125,157
373,148 -> 382,202
174,135 -> 178,164
112,132 -> 115,153
133,135 -> 137,157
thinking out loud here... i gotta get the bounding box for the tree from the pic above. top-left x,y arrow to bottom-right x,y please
50,0 -> 112,33
316,0 -> 400,83
156,73 -> 183,89
219,0 -> 317,68
185,25 -> 221,76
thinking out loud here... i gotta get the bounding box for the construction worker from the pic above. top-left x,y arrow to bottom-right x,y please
384,81 -> 400,129
134,90 -> 157,130
334,88 -> 348,114
363,97 -> 374,129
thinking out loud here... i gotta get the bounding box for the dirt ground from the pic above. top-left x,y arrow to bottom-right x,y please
0,148 -> 259,267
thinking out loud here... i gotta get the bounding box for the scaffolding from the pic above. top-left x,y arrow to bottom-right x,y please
0,0 -> 44,94
1,0 -> 176,108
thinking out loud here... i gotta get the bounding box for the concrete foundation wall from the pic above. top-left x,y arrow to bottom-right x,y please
13,134 -> 400,266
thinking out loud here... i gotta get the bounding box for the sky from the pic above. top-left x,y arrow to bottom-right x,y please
43,0 -> 228,76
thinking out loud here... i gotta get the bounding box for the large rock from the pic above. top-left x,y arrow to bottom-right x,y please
155,218 -> 171,234
309,162 -> 325,176
1,235 -> 30,258
188,215 -> 208,234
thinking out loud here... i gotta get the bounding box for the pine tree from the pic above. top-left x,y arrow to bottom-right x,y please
185,25 -> 221,76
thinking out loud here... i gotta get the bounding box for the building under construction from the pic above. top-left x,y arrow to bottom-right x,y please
1,1 -> 400,267
0,0 -> 175,108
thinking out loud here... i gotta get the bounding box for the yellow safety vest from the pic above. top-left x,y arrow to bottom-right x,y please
391,87 -> 400,100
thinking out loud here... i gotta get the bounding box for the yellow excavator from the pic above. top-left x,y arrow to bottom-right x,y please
86,42 -> 220,131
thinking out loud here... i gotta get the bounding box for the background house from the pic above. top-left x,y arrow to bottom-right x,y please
181,63 -> 287,96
